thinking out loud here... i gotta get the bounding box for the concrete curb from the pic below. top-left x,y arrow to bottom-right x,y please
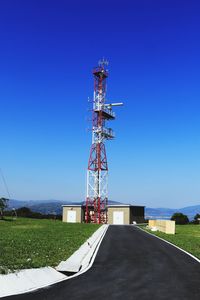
0,225 -> 108,298
56,225 -> 108,272
137,225 -> 200,264
0,267 -> 67,298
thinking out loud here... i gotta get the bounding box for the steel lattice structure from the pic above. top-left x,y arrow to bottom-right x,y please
86,59 -> 123,224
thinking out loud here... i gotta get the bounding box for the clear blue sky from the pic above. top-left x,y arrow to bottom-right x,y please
0,0 -> 200,208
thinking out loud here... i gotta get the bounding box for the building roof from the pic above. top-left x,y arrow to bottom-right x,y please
62,204 -> 82,207
62,204 -> 145,208
107,204 -> 145,208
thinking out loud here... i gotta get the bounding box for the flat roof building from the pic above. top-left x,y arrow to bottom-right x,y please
62,204 -> 145,225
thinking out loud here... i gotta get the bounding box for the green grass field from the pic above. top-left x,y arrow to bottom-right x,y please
141,224 -> 200,259
0,218 -> 100,274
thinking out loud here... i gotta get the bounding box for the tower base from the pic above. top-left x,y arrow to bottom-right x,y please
85,197 -> 108,224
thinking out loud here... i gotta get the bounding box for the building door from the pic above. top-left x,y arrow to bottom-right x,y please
67,210 -> 76,223
113,211 -> 124,224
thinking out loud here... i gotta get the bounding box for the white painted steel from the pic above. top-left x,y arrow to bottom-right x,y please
86,63 -> 123,216
67,211 -> 76,223
113,211 -> 124,225
104,102 -> 123,107
87,170 -> 108,200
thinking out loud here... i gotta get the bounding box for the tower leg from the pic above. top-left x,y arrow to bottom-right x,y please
86,142 -> 108,224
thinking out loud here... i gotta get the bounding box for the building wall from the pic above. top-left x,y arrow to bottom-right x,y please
107,207 -> 130,224
62,205 -> 145,224
62,207 -> 83,223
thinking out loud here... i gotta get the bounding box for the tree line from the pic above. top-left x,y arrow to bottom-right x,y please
0,198 -> 62,220
171,212 -> 200,224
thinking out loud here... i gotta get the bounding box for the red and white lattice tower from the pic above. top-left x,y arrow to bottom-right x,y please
86,59 -> 123,224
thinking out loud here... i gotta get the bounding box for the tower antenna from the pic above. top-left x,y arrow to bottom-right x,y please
85,59 -> 123,224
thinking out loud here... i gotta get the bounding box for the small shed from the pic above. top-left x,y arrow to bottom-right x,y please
107,205 -> 145,225
62,205 -> 83,223
62,203 -> 145,224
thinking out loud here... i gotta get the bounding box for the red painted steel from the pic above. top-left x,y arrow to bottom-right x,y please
86,64 -> 109,224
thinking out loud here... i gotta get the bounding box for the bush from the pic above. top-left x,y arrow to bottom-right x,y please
16,207 -> 32,217
171,212 -> 189,225
193,213 -> 200,224
0,197 -> 9,219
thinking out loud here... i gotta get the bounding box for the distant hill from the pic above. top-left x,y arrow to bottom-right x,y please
7,199 -> 123,215
6,199 -> 200,220
146,205 -> 200,221
7,199 -> 68,209
7,199 -> 68,214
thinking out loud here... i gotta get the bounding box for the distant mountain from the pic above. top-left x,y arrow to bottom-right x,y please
6,199 -> 200,220
7,199 -> 39,209
145,205 -> 200,221
7,199 -> 123,215
7,199 -> 80,215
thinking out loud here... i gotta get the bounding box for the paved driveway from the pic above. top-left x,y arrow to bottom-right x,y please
5,226 -> 200,300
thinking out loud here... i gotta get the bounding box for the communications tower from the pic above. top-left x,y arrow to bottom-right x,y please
86,59 -> 123,224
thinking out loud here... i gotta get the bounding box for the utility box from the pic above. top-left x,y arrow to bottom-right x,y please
62,205 -> 83,223
148,219 -> 175,234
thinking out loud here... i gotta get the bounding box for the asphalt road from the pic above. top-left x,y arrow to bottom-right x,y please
4,226 -> 200,300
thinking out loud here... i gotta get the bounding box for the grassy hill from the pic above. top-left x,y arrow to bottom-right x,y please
0,218 -> 100,274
